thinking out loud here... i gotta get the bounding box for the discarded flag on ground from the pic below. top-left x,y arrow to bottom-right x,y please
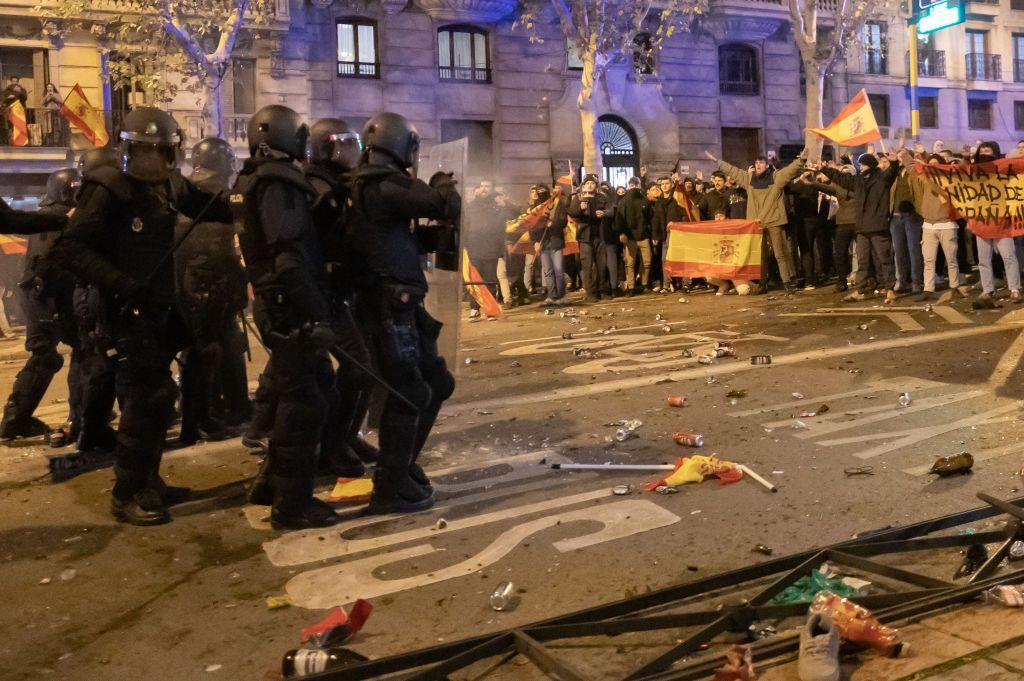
644,455 -> 743,491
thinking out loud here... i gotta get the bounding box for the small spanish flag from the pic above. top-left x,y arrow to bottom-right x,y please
505,199 -> 552,255
808,89 -> 882,147
60,84 -> 109,147
461,249 -> 502,318
7,100 -> 28,147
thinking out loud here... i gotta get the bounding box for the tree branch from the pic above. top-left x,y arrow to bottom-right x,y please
161,0 -> 211,70
210,0 -> 250,64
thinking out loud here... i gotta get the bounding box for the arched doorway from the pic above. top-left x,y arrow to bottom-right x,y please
598,115 -> 638,188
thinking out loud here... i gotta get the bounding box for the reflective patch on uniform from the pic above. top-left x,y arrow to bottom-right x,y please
131,216 -> 144,232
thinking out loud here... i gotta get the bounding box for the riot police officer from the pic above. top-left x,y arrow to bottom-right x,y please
231,105 -> 339,530
52,107 -> 230,525
305,118 -> 378,478
0,169 -> 79,440
349,112 -> 456,514
72,146 -> 121,454
176,137 -> 247,445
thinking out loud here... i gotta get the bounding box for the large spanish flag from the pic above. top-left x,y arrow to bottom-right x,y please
60,84 -> 109,147
461,249 -> 502,318
663,219 -> 762,281
808,89 -> 882,147
7,100 -> 28,147
506,198 -> 552,255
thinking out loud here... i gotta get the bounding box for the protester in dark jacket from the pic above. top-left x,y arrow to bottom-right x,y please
615,178 -> 652,294
568,174 -> 609,302
599,187 -> 622,295
532,181 -> 569,306
648,177 -> 675,292
697,172 -> 730,220
786,173 -> 824,287
820,153 -> 900,302
807,167 -> 856,292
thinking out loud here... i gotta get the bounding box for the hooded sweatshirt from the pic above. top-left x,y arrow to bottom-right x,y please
716,158 -> 805,228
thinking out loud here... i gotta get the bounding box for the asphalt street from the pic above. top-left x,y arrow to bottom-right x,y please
2,285 -> 1024,680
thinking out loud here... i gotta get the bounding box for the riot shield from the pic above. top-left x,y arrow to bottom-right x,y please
419,138 -> 468,373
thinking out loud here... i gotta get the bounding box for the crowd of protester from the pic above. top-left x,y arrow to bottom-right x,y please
462,138 -> 1023,316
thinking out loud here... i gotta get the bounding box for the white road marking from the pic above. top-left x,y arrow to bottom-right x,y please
903,439 -> 1024,476
728,378 -> 948,417
262,487 -> 612,566
283,500 -> 680,608
445,324 -> 1024,416
780,311 -> 923,332
988,329 -> 1024,389
930,306 -> 972,325
498,321 -> 692,346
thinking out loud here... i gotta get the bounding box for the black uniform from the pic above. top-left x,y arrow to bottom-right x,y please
175,170 -> 249,443
51,167 -> 229,509
231,157 -> 337,522
0,197 -> 69,439
349,156 -> 454,513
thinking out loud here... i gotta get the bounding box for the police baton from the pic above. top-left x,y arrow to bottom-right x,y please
330,343 -> 420,415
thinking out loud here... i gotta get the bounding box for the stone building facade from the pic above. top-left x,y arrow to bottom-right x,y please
5,0 -> 1024,199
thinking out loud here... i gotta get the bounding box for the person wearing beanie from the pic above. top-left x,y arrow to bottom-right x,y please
804,166 -> 857,292
819,150 -> 900,303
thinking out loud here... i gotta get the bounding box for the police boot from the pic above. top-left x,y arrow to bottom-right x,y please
149,474 -> 192,506
0,407 -> 49,440
270,475 -> 341,530
111,488 -> 170,526
77,425 -> 118,454
366,467 -> 435,515
317,444 -> 365,479
248,456 -> 274,506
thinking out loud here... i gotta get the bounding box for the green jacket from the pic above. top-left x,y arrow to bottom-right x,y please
716,158 -> 805,228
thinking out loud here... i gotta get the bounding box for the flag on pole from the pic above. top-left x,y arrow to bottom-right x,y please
60,84 -> 109,147
505,198 -> 553,255
663,219 -> 763,281
6,100 -> 28,147
552,175 -> 580,256
461,249 -> 502,318
808,89 -> 882,147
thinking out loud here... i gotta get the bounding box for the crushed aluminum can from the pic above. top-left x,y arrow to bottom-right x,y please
924,303 -> 933,312
750,355 -> 772,365
898,392 -> 912,408
666,395 -> 686,408
1010,540 -> 1024,561
673,432 -> 704,447
753,544 -> 773,556
614,428 -> 637,442
748,622 -> 777,640
655,313 -> 663,321
706,376 -> 717,385
661,325 -> 672,333
562,331 -> 573,340
858,324 -> 869,331
612,484 -> 632,496
710,346 -> 735,358
682,348 -> 695,358
792,392 -> 805,399
464,358 -> 475,365
435,518 -> 448,530
544,309 -> 554,316
715,340 -> 734,350
654,485 -> 678,495
697,355 -> 714,365
793,420 -> 808,430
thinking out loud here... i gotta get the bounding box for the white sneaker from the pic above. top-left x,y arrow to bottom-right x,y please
799,612 -> 840,681
469,309 -> 481,319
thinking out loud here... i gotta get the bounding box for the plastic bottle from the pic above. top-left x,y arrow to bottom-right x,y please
489,581 -> 515,611
282,647 -> 368,678
810,591 -> 903,657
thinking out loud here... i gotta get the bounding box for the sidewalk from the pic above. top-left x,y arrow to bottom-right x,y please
761,602 -> 1024,680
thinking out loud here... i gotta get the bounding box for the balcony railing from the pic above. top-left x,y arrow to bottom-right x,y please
966,52 -> 1001,80
1,107 -> 72,147
864,50 -> 887,75
223,115 -> 249,144
916,50 -> 946,77
720,79 -> 760,95
439,66 -> 491,83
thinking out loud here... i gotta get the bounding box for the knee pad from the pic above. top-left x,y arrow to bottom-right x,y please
279,388 -> 329,441
429,366 -> 455,403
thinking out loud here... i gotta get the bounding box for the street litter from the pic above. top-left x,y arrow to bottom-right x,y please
800,405 -> 829,417
710,346 -> 735,358
811,591 -> 904,657
682,348 -> 695,358
929,452 -> 974,477
644,455 -> 743,491
654,485 -> 678,494
39,577 -> 51,585
464,358 -> 474,365
954,544 -> 988,579
204,665 -> 222,673
266,595 -> 293,610
544,309 -> 553,316
572,347 -> 597,359
661,325 -> 672,333
615,428 -> 637,442
844,466 -> 874,477
655,314 -> 663,321
738,464 -> 777,493
673,432 -> 704,447
328,478 -> 373,504
748,622 -> 776,639
435,518 -> 448,530
1010,540 -> 1024,561
898,392 -> 912,408
60,569 -> 76,581
858,324 -> 868,331
510,361 -> 521,368
985,584 -> 1024,607
753,544 -> 773,555
666,395 -> 686,408
489,581 -> 516,611
726,389 -> 747,399
612,485 -> 632,495
559,309 -> 578,318
706,376 -> 718,385
698,355 -> 714,365
678,297 -> 689,303
791,392 -> 805,399
771,569 -> 861,605
793,420 -> 808,430
550,463 -> 675,471
712,644 -> 754,681
301,599 -> 373,648
750,355 -> 772,365
561,331 -> 573,340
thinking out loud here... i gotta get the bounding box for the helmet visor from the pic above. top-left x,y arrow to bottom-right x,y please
123,141 -> 177,183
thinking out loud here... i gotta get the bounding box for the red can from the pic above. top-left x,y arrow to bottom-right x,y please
666,395 -> 687,408
673,432 -> 704,447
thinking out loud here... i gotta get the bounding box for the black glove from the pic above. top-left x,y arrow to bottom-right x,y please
305,322 -> 335,351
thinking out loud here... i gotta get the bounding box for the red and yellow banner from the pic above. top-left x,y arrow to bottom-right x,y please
915,158 -> 1024,239
60,84 -> 109,147
663,219 -> 762,281
461,249 -> 501,318
506,199 -> 552,255
809,89 -> 881,147
6,100 -> 28,147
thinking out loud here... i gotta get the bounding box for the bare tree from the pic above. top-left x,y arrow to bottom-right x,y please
517,0 -> 706,176
787,0 -> 891,160
36,0 -> 276,138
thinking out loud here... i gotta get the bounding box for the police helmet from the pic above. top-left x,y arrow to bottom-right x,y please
308,118 -> 361,171
77,146 -> 120,176
361,112 -> 420,170
39,168 -> 82,208
247,105 -> 308,160
118,107 -> 183,183
190,137 -> 236,179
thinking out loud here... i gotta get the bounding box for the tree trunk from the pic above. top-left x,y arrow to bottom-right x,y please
579,44 -> 602,178
803,60 -> 826,162
203,71 -> 225,140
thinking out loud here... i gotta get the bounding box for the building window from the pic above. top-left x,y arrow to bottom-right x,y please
438,26 -> 490,83
598,115 -> 638,187
718,43 -> 759,96
231,58 -> 255,115
969,99 -> 993,130
1016,102 -> 1024,130
1015,0 -> 1024,9
336,19 -> 379,78
1015,34 -> 1024,82
919,95 -> 938,129
863,21 -> 887,74
567,39 -> 583,70
632,33 -> 655,76
867,94 -> 890,127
